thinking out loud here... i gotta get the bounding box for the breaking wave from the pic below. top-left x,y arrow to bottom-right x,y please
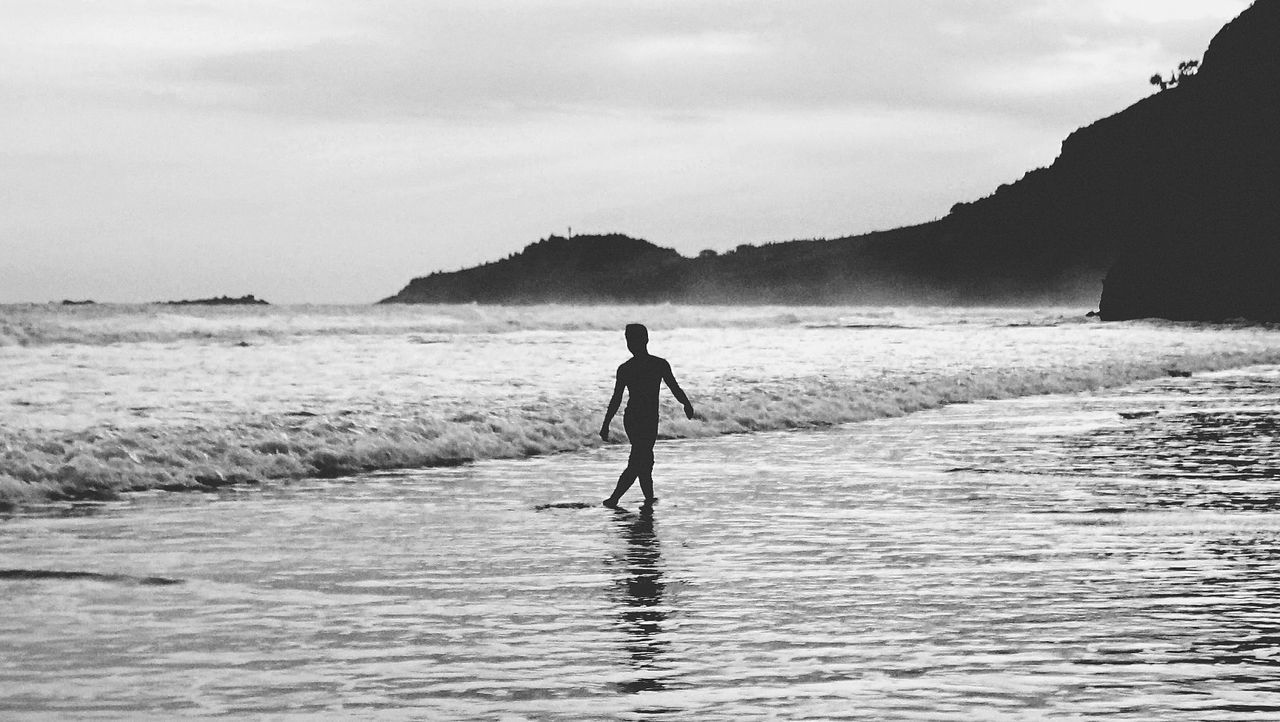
3,347 -> 1278,505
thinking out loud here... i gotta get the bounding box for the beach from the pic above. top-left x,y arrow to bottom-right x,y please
3,305 -> 1280,718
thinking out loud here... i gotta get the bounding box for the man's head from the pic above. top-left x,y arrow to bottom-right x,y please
625,323 -> 648,355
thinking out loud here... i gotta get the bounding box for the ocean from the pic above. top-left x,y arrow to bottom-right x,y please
3,303 -> 1280,718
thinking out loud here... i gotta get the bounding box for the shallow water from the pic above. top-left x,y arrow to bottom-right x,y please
4,367 -> 1280,719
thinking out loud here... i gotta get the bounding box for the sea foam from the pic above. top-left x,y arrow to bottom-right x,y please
2,305 -> 1279,504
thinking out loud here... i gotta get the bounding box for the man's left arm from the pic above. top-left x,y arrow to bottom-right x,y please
662,361 -> 696,419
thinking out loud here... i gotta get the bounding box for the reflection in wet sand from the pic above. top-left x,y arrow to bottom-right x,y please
609,506 -> 672,695
1181,535 -> 1280,684
937,373 -> 1280,506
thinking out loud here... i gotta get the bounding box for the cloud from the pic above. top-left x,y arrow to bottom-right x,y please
0,0 -> 1253,302
3,0 -> 1247,128
138,1 -> 1238,124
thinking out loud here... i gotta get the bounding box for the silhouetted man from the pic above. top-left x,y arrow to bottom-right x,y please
600,324 -> 695,508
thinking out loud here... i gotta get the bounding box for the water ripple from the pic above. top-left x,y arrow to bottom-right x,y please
3,370 -> 1280,718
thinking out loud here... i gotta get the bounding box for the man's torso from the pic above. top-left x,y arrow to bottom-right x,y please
620,355 -> 668,419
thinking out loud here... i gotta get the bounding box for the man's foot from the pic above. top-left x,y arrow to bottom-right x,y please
642,497 -> 658,506
602,498 -> 620,508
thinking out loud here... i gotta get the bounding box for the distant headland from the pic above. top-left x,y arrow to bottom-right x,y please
383,1 -> 1280,321
162,294 -> 269,306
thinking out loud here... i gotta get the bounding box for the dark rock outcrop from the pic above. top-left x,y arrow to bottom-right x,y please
161,294 -> 269,306
384,2 -> 1279,317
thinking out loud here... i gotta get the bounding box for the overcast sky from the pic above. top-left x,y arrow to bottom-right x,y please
0,0 -> 1250,303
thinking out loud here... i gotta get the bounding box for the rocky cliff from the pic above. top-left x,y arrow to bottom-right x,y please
1096,0 -> 1280,320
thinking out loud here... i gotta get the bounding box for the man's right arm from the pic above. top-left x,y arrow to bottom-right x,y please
600,369 -> 625,441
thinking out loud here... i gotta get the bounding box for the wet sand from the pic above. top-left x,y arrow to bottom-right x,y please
3,370 -> 1280,719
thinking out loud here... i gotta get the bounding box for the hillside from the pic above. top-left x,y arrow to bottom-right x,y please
382,234 -> 686,304
384,1 -> 1280,318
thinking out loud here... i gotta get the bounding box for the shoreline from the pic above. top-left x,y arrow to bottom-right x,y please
4,352 -> 1279,509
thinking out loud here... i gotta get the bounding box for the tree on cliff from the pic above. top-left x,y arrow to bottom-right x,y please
1150,59 -> 1200,91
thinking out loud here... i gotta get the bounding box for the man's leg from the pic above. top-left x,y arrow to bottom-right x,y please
605,461 -> 639,506
634,437 -> 656,503
638,473 -> 654,502
608,414 -> 658,507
